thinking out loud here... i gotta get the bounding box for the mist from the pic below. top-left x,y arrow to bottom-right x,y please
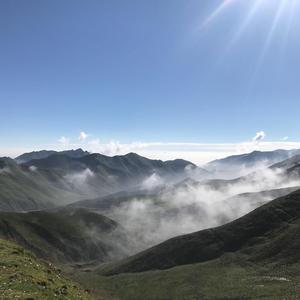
105,167 -> 300,255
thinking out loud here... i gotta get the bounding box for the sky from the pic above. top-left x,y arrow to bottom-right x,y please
0,0 -> 300,164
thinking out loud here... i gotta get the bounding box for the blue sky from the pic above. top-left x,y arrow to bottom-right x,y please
1,0 -> 300,163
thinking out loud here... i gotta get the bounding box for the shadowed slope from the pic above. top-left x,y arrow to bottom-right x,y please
0,157 -> 81,211
0,208 -> 128,265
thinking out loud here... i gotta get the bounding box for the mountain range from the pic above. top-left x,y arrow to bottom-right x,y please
205,148 -> 300,178
1,148 -> 300,299
0,150 -> 201,211
15,148 -> 90,163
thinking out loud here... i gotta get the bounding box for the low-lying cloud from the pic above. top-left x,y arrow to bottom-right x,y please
142,173 -> 163,190
29,165 -> 38,172
107,166 -> 300,255
64,168 -> 94,187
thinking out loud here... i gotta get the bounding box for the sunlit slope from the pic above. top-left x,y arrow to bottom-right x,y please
0,238 -> 92,299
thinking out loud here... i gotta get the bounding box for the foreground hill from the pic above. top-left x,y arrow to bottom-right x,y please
0,238 -> 92,299
0,208 -> 128,265
102,189 -> 300,274
78,256 -> 300,300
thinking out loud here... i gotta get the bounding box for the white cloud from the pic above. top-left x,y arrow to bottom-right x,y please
89,138 -> 100,146
0,167 -> 10,174
87,139 -> 146,156
282,136 -> 289,141
253,131 -> 266,144
29,165 -> 38,172
110,166 -> 300,254
78,131 -> 88,142
3,138 -> 300,166
64,168 -> 94,186
83,140 -> 300,165
142,173 -> 163,190
58,136 -> 70,146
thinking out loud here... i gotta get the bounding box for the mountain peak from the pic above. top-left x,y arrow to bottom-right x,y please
15,148 -> 90,164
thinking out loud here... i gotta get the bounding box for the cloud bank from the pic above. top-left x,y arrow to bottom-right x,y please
2,131 -> 299,165
109,167 -> 300,254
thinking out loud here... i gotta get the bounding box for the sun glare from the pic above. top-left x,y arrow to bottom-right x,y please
200,0 -> 298,68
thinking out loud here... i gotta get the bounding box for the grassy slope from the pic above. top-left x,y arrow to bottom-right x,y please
0,238 -> 93,299
76,256 -> 300,300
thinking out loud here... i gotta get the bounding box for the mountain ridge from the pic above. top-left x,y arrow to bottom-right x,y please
15,148 -> 90,163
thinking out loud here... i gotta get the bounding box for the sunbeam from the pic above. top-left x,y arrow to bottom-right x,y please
256,0 -> 287,71
280,0 -> 298,54
226,0 -> 264,51
199,0 -> 299,74
200,0 -> 235,30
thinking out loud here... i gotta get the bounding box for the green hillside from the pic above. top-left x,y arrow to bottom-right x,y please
77,257 -> 300,300
0,238 -> 92,299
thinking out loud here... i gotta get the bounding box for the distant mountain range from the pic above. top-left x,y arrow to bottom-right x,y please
1,148 -> 300,212
15,148 -> 90,163
0,150 -> 202,212
205,149 -> 300,178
